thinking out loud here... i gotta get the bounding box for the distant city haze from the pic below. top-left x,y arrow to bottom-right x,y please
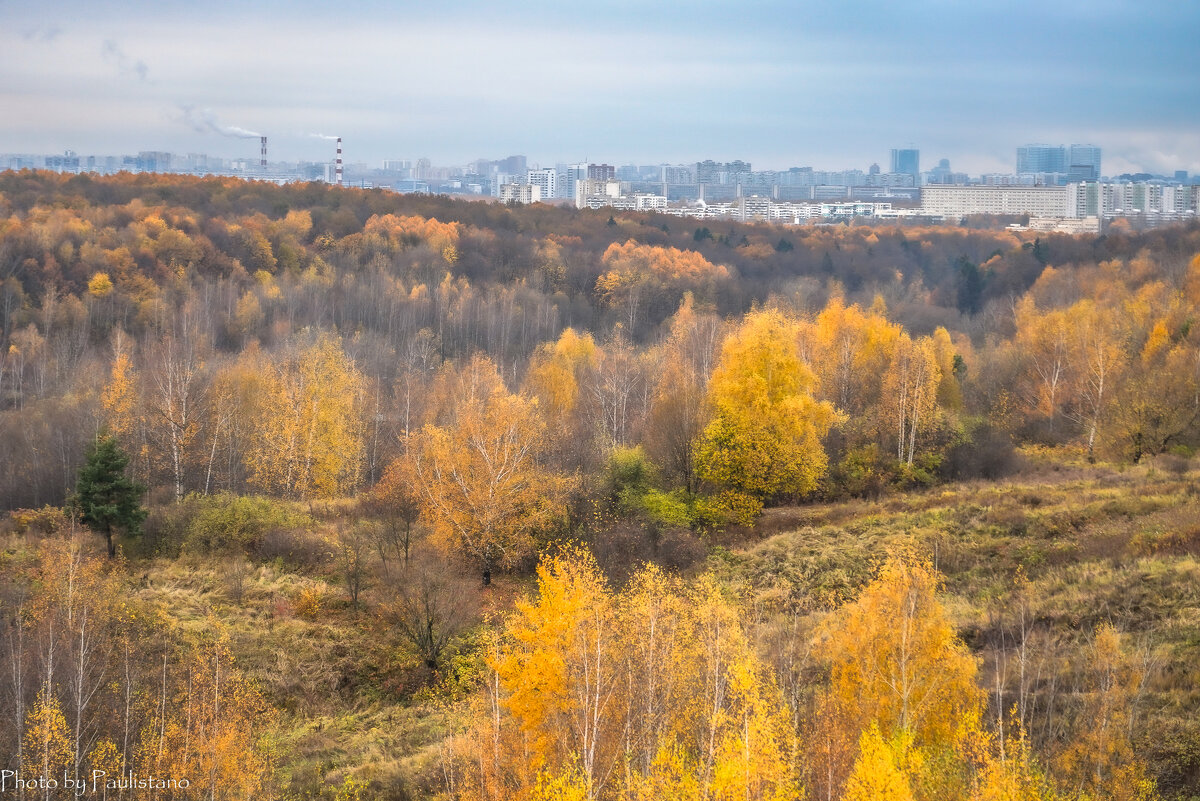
2,0 -> 1198,175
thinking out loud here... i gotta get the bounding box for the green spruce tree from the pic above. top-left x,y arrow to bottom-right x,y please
74,433 -> 146,557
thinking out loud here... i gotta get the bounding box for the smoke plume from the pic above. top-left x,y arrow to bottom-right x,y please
179,105 -> 262,138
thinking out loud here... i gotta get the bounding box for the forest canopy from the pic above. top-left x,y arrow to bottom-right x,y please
3,171 -> 1200,800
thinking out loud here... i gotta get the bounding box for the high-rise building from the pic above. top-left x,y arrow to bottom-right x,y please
587,163 -> 615,181
499,183 -> 540,204
136,151 -> 173,173
1067,144 -> 1101,182
696,160 -> 751,184
1017,144 -> 1099,183
526,167 -> 557,200
559,163 -> 589,202
1016,144 -> 1067,175
890,148 -> 920,185
660,165 -> 694,184
498,155 -> 527,175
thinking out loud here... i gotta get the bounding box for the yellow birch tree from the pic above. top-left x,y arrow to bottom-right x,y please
695,308 -> 842,521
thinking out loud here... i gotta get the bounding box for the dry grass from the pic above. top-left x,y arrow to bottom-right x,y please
12,453 -> 1196,798
717,454 -> 1200,798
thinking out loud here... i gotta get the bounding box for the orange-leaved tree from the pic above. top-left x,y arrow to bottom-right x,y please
595,240 -> 729,331
402,355 -> 573,581
137,627 -> 275,800
524,327 -> 599,469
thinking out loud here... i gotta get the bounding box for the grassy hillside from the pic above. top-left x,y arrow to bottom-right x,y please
711,451 -> 1200,798
14,449 -> 1183,799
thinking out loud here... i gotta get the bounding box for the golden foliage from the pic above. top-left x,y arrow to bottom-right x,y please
695,308 -> 842,519
404,355 -> 573,573
973,731 -> 1056,801
1054,624 -> 1159,801
800,294 -> 901,421
457,551 -> 799,801
820,557 -> 983,750
101,335 -> 139,447
842,725 -> 914,801
23,690 -> 73,788
137,630 -> 275,800
241,334 -> 366,499
596,240 -> 729,328
87,271 -> 114,297
362,213 -> 462,256
524,327 -> 598,421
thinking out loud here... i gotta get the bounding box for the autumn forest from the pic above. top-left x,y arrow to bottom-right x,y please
2,170 -> 1200,800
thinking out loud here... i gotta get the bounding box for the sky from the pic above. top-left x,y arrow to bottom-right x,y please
2,0 -> 1199,176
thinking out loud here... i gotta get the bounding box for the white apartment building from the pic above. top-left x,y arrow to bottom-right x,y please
738,195 -> 772,221
489,173 -> 513,197
609,194 -> 668,212
1163,185 -> 1200,214
560,163 -> 588,202
920,186 -> 1069,219
1069,182 -> 1199,219
576,178 -> 622,208
498,183 -> 541,204
526,168 -> 556,201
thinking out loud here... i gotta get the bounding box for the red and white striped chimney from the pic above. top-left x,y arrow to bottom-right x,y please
260,136 -> 267,168
336,137 -> 343,186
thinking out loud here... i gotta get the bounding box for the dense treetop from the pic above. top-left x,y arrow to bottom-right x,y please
3,171 -> 1200,799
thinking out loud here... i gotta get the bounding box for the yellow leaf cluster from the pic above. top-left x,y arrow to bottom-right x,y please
136,632 -> 275,800
462,550 -> 799,800
842,726 -> 914,801
362,213 -> 462,255
525,327 -> 598,419
88,270 -> 115,297
101,342 -> 138,445
23,690 -> 72,785
695,308 -> 842,516
240,334 -> 366,499
820,557 -> 983,750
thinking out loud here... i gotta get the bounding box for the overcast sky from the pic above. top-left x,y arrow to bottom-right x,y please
2,0 -> 1199,175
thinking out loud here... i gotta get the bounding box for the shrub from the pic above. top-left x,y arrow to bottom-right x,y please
256,526 -> 334,571
605,445 -> 655,514
7,506 -> 70,538
1154,452 -> 1192,476
294,585 -> 324,619
142,495 -> 207,556
640,488 -> 694,528
185,493 -> 312,554
827,445 -> 894,499
939,422 -> 1019,481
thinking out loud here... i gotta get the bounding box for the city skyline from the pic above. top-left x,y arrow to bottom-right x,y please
3,0 -> 1199,175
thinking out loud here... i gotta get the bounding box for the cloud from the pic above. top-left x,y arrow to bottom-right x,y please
101,39 -> 148,80
178,105 -> 262,138
21,26 -> 62,43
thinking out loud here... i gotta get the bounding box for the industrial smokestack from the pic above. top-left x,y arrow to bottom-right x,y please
260,136 -> 267,168
336,137 -> 343,186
